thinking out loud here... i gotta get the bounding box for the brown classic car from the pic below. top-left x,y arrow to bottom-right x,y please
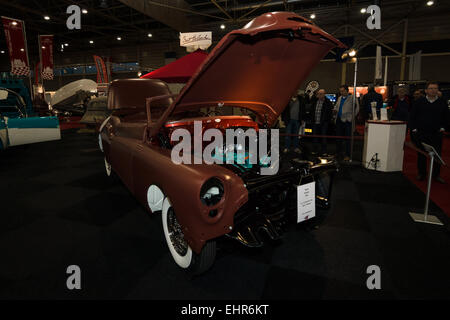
99,12 -> 345,275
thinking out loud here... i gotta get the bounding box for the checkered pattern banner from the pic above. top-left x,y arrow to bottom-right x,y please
39,35 -> 54,80
41,71 -> 53,80
1,16 -> 30,77
11,65 -> 30,76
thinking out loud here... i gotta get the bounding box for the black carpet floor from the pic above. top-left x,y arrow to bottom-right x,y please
0,130 -> 449,300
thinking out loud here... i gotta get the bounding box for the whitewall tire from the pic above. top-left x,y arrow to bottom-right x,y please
104,157 -> 112,177
161,197 -> 216,275
162,197 -> 193,268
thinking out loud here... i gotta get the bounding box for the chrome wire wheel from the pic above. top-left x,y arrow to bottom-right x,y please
167,207 -> 189,256
162,197 -> 193,268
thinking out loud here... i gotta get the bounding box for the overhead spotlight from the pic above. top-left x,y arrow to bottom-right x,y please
117,36 -> 122,41
82,9 -> 88,14
44,16 -> 50,20
220,24 -> 225,29
1,50 -> 5,54
42,46 -> 46,49
147,33 -> 153,38
11,21 -> 18,26
20,48 -> 24,52
427,0 -> 434,6
100,0 -> 108,9
349,49 -> 357,57
89,40 -> 94,44
310,14 -> 316,19
361,8 -> 367,13
64,43 -> 69,47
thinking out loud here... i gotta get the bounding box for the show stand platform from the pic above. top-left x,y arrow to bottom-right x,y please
363,120 -> 407,172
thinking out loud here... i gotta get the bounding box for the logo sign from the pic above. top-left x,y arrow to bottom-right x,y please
39,35 -> 54,80
66,5 -> 81,30
1,16 -> 30,76
366,5 -> 381,30
180,32 -> 212,52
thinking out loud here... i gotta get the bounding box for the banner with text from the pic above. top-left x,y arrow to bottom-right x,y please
1,16 -> 30,76
39,35 -> 54,80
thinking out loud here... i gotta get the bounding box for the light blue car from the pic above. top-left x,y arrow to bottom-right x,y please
0,87 -> 61,150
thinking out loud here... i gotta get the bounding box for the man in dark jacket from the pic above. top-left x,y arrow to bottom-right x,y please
282,91 -> 306,153
310,89 -> 333,154
361,85 -> 383,121
390,87 -> 412,122
409,82 -> 448,183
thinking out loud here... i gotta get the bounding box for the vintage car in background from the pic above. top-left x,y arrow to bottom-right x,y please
0,87 -> 60,150
99,12 -> 345,275
49,79 -> 98,116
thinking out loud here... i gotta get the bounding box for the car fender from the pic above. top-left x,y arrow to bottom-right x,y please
132,143 -> 248,254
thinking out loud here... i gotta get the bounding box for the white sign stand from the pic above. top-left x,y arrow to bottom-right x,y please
371,106 -> 378,120
380,108 -> 388,121
409,143 -> 445,225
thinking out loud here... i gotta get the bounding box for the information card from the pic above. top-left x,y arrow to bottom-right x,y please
297,181 -> 316,223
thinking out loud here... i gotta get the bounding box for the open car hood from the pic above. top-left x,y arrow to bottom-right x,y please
151,12 -> 345,135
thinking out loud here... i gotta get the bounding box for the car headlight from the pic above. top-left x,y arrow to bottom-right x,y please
200,178 -> 224,206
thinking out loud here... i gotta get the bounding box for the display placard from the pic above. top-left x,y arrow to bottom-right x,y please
371,106 -> 378,120
380,108 -> 388,121
297,181 -> 316,223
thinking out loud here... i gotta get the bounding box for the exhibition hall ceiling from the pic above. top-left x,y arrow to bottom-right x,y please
0,0 -> 449,59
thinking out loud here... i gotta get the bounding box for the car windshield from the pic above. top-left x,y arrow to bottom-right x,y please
168,105 -> 259,122
0,89 -> 26,117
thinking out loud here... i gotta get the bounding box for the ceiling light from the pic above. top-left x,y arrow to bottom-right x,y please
12,21 -> 18,26
349,49 -> 357,57
20,48 -> 24,52
1,50 -> 5,54
220,24 -> 225,29
147,33 -> 153,37
117,37 -> 121,41
310,14 -> 316,19
89,40 -> 94,44
427,1 -> 434,6
44,16 -> 50,20
64,43 -> 69,47
82,9 -> 88,14
361,8 -> 367,13
42,46 -> 46,49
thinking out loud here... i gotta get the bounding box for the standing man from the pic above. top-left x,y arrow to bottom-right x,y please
310,89 -> 333,155
362,85 -> 383,121
413,89 -> 424,102
334,85 -> 359,161
390,87 -> 412,122
409,82 -> 448,183
282,91 -> 305,153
